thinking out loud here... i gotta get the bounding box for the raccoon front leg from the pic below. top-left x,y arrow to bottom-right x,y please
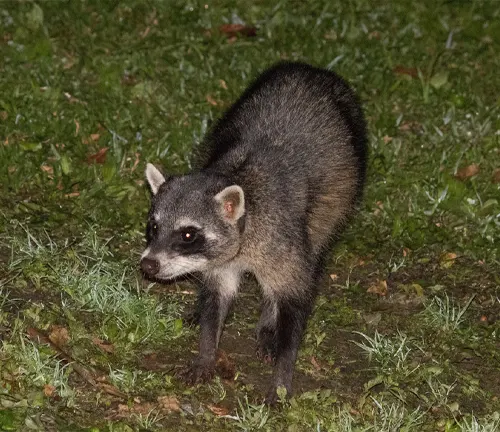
181,269 -> 239,385
256,298 -> 278,364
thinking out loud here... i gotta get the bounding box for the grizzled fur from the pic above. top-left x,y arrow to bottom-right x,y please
141,62 -> 367,404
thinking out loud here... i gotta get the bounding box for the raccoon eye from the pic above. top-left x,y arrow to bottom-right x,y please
180,228 -> 198,243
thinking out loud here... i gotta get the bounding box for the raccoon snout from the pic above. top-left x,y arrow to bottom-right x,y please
140,257 -> 160,276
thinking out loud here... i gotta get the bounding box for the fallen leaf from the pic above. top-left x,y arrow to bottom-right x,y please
215,349 -> 236,380
310,356 -> 322,371
329,274 -> 338,281
382,135 -> 393,144
219,79 -> 228,90
219,24 -> 257,38
367,279 -> 387,296
157,395 -> 181,413
368,30 -> 381,40
393,65 -> 418,78
207,404 -> 230,416
206,94 -> 218,106
117,402 -> 156,416
87,147 -> 108,164
141,26 -> 151,39
0,111 -> 7,121
92,336 -> 115,354
64,192 -> 80,198
455,164 -> 479,180
492,168 -> 500,184
440,252 -> 458,269
74,119 -> 80,136
41,164 -> 54,178
480,315 -> 488,322
90,133 -> 100,141
44,384 -> 56,397
48,325 -> 70,347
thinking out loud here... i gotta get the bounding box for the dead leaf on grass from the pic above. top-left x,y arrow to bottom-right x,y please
41,164 -> 54,178
206,94 -> 218,106
74,119 -> 80,136
329,273 -> 338,281
393,65 -> 418,78
44,384 -> 56,397
440,252 -> 458,269
157,395 -> 181,413
219,24 -> 257,38
87,147 -> 108,164
215,349 -> 236,380
90,133 -> 100,142
0,111 -> 7,121
48,325 -> 70,347
492,168 -> 500,184
455,164 -> 479,180
219,79 -> 228,90
310,356 -> 322,371
207,404 -> 230,416
367,279 -> 388,296
92,336 -> 115,354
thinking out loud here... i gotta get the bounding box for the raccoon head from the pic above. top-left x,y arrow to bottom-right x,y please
140,163 -> 245,280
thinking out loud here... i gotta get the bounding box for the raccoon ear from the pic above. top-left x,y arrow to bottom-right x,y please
145,163 -> 166,195
215,185 -> 245,222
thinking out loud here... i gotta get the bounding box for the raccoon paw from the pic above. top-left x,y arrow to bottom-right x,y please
256,329 -> 277,365
179,360 -> 215,385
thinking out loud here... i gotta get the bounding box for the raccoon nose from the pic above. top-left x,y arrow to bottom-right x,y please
141,257 -> 159,276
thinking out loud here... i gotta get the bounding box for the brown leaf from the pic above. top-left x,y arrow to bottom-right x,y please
141,26 -> 151,39
41,164 -> 54,178
157,395 -> 181,413
367,279 -> 388,296
206,404 -> 230,416
49,325 -> 70,347
393,65 -> 418,78
382,135 -> 393,144
0,111 -> 7,121
92,336 -> 115,354
65,192 -> 80,198
90,133 -> 100,142
492,168 -> 500,184
440,252 -> 458,269
219,24 -> 257,38
98,382 -> 127,399
117,402 -> 156,416
329,273 -> 338,281
215,349 -> 236,380
455,164 -> 480,180
87,147 -> 108,164
310,356 -> 322,371
44,384 -> 56,397
206,94 -> 218,106
219,79 -> 228,90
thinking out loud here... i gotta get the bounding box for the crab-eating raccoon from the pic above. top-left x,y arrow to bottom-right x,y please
140,61 -> 367,404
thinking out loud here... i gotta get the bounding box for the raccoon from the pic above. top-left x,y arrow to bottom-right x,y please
140,61 -> 367,404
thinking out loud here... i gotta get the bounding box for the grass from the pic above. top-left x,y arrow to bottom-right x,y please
1,0 -> 499,430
